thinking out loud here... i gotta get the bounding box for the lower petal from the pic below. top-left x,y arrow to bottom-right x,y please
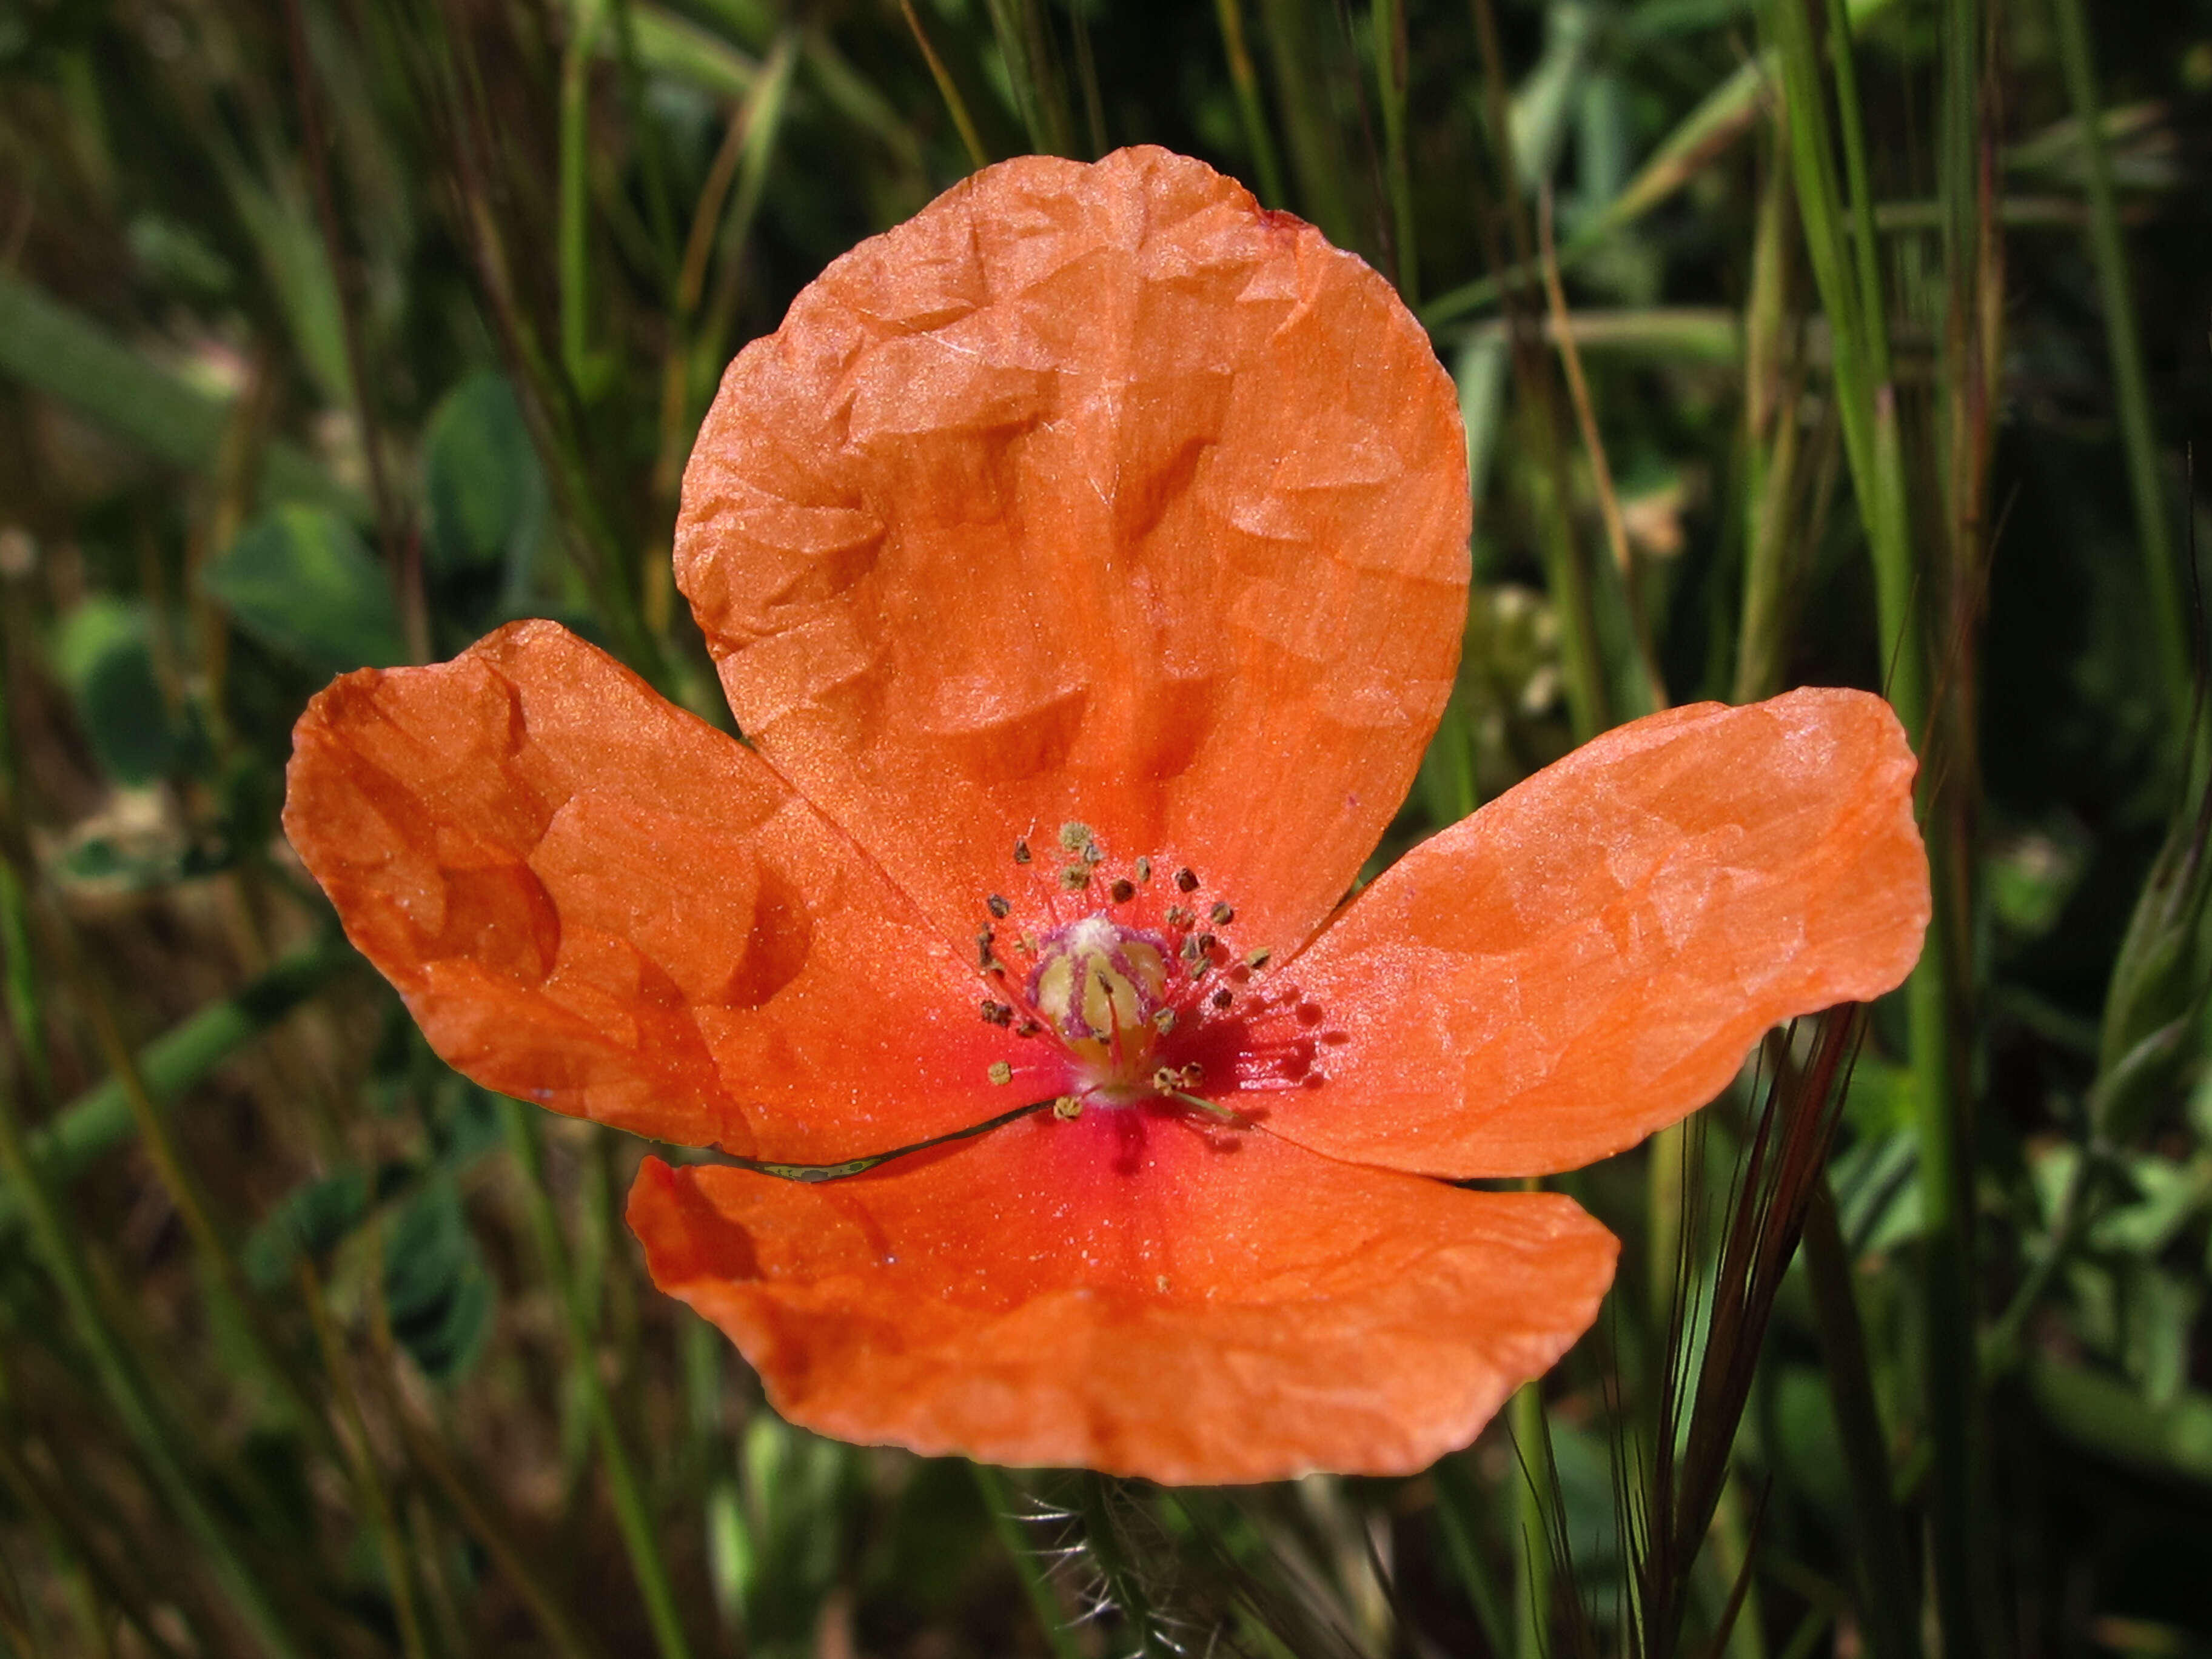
628,1112 -> 1617,1484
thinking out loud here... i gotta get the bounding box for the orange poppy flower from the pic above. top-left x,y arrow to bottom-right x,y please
283,148 -> 1929,1484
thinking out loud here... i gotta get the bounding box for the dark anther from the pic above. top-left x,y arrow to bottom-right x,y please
1245,947 -> 1273,970
1108,877 -> 1136,903
1136,857 -> 1152,883
1179,935 -> 1203,964
987,893 -> 1011,919
1173,866 -> 1199,893
1196,933 -> 1218,956
1212,988 -> 1233,1011
980,999 -> 1013,1025
1014,839 -> 1032,864
1016,1020 -> 1042,1038
1165,905 -> 1193,930
1210,902 -> 1235,925
975,929 -> 996,968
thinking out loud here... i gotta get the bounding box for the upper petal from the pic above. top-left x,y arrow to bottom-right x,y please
283,620 -> 1014,1161
1259,688 -> 1930,1177
675,146 -> 1470,960
629,1112 -> 1615,1484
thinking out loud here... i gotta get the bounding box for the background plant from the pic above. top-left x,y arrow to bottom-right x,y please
1,0 -> 2209,1655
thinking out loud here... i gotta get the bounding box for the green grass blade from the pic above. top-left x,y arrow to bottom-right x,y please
984,0 -> 1074,156
1372,0 -> 1416,298
1735,119 -> 1798,706
1802,1183 -> 1922,1659
0,272 -> 358,516
1426,0 -> 1908,329
2027,1359 -> 2212,1487
900,0 -> 990,170
0,939 -> 355,1224
2049,0 -> 2187,723
1214,0 -> 1288,206
1253,0 -> 1361,250
0,1073 -> 309,1659
501,1101 -> 695,1659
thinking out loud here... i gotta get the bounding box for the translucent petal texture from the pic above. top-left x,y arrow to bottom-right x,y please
675,146 -> 1470,961
1262,689 -> 1929,1178
283,621 -> 1013,1161
628,1110 -> 1617,1483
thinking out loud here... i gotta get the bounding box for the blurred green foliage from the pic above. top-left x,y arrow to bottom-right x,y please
1,0 -> 2211,1656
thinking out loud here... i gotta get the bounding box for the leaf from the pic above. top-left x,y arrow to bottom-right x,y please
127,212 -> 236,297
2121,1262 -> 2200,1411
1771,1365 -> 1850,1518
421,371 -> 545,586
429,1078 -> 504,1171
2028,1358 -> 2212,1487
50,598 -> 190,784
381,1171 -> 494,1384
2091,1155 -> 2212,1257
201,504 -> 406,676
243,1165 -> 373,1293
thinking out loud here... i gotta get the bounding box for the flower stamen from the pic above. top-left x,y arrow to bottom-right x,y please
977,840 -> 1315,1128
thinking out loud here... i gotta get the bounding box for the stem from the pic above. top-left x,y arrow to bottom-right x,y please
0,1073 -> 305,1659
298,1264 -> 429,1659
1734,113 -> 1798,706
1706,1480 -> 1768,1659
1538,186 -> 1667,712
1255,0 -> 1359,250
1372,0 -> 1416,300
558,9 -> 602,394
1467,0 -> 1610,739
899,0 -> 988,171
1801,1181 -> 1920,1659
984,0 -> 1072,157
375,1377 -> 606,1659
2048,0 -> 2187,722
280,0 -> 424,664
973,1466 -> 1083,1659
5,939 -> 352,1213
1510,1381 -> 1552,1659
501,1101 -> 694,1659
1213,0 -> 1287,207
1774,8 -> 1982,1649
0,860 -> 48,1104
1432,1454 -> 1513,1655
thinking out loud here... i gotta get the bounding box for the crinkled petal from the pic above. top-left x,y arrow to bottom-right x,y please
628,1111 -> 1617,1484
1259,689 -> 1929,1178
283,620 -> 1013,1161
675,146 -> 1469,962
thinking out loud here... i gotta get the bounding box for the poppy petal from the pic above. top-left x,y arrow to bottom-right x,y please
676,146 -> 1470,961
283,620 -> 1017,1160
628,1112 -> 1617,1484
1258,688 -> 1929,1178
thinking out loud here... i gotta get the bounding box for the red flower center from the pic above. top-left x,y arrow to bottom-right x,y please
967,826 -> 1331,1122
